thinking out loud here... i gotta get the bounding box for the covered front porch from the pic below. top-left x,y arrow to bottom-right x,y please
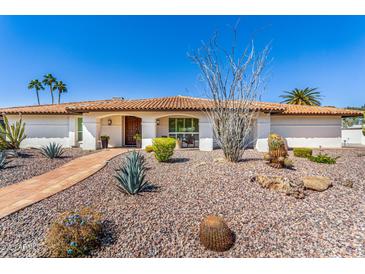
77,111 -> 214,151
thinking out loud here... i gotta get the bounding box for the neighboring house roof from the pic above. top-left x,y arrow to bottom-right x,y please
0,96 -> 362,117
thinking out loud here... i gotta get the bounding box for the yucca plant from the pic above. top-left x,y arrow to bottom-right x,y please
0,116 -> 26,149
40,142 -> 65,159
0,151 -> 10,169
114,151 -> 150,195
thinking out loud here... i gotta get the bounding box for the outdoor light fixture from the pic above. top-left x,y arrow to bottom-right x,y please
156,119 -> 160,126
108,119 -> 112,126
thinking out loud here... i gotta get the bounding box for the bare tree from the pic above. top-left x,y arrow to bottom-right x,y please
189,27 -> 270,162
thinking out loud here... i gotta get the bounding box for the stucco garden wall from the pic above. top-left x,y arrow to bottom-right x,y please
342,127 -> 365,145
7,115 -> 75,148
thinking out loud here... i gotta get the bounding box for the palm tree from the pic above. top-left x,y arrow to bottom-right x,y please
54,81 -> 68,104
27,79 -> 44,105
280,87 -> 322,106
42,74 -> 57,104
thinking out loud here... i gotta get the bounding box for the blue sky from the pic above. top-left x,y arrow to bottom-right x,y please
0,15 -> 364,108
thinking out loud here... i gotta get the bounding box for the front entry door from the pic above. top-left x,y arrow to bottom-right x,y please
125,116 -> 141,146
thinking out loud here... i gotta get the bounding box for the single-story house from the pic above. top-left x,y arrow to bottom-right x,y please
0,96 -> 362,152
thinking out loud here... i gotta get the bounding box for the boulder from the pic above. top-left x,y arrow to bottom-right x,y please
303,176 -> 331,191
254,175 -> 291,193
253,175 -> 305,199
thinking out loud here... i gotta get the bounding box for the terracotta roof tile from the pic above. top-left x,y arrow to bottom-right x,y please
0,96 -> 362,116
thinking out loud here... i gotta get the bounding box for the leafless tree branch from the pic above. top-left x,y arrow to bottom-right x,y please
189,26 -> 270,162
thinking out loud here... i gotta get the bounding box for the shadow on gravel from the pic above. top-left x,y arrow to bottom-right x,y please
168,157 -> 190,163
143,184 -> 160,193
239,157 -> 262,162
0,165 -> 19,170
17,152 -> 34,158
100,220 -> 118,247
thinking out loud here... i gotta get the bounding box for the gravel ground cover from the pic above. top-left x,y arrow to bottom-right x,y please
0,148 -> 365,258
0,148 -> 93,188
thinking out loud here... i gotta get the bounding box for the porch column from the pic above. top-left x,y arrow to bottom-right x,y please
82,115 -> 101,150
255,113 -> 271,152
141,117 -> 156,148
68,116 -> 77,148
199,120 -> 214,151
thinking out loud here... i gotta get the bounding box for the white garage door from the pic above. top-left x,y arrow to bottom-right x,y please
270,115 -> 342,148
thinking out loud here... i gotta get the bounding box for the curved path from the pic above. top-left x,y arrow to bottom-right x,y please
0,148 -> 128,219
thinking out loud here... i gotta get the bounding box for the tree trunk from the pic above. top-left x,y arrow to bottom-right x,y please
36,90 -> 40,105
58,91 -> 61,104
50,86 -> 54,104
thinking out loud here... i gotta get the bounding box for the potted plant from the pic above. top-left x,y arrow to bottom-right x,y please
100,135 -> 110,149
133,132 -> 142,148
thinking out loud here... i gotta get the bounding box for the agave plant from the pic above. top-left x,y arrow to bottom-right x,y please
0,116 -> 26,150
114,151 -> 150,195
0,151 -> 10,169
40,142 -> 65,159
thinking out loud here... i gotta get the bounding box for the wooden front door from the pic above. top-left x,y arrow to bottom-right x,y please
124,116 -> 141,146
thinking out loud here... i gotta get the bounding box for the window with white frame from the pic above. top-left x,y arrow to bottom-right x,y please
168,118 -> 199,148
77,117 -> 83,142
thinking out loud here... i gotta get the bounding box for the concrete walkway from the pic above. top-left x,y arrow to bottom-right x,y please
0,148 -> 128,219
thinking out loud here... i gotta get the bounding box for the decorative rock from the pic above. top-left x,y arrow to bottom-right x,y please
199,215 -> 234,252
213,157 -> 226,163
253,175 -> 291,193
342,179 -> 354,188
303,176 -> 331,191
253,175 -> 305,199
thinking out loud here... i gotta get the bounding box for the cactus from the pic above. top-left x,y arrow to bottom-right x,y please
199,215 -> 234,252
40,142 -> 65,159
114,151 -> 150,195
0,151 -> 10,169
266,133 -> 289,169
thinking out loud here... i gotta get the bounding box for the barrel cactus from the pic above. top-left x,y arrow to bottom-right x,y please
199,215 -> 234,252
266,133 -> 289,169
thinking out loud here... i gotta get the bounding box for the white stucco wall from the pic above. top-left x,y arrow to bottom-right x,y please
270,115 -> 342,148
342,127 -> 365,145
100,116 -> 123,147
255,113 -> 271,152
7,115 -> 75,148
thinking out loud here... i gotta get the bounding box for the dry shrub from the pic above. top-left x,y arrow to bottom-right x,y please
45,208 -> 102,257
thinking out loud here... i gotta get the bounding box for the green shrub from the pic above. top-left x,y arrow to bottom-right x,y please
0,116 -> 26,150
0,151 -> 10,169
40,142 -> 65,159
114,151 -> 150,195
145,145 -> 154,153
152,137 -> 176,162
100,135 -> 110,141
45,208 -> 102,257
308,153 -> 337,164
293,148 -> 313,158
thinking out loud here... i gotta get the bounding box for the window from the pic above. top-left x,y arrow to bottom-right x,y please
77,117 -> 83,142
168,118 -> 199,148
